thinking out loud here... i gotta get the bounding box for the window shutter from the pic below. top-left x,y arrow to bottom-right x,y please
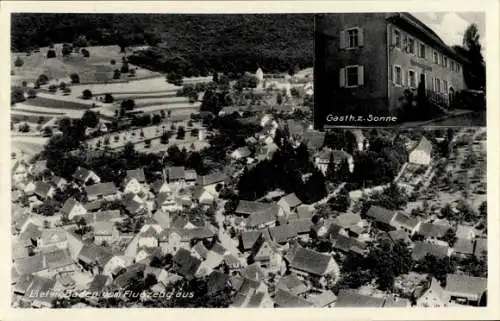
339,30 -> 346,49
358,28 -> 364,47
358,65 -> 364,86
401,68 -> 405,86
392,66 -> 395,84
339,68 -> 346,87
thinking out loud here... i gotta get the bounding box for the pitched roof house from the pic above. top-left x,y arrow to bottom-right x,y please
85,182 -> 118,200
72,167 -> 101,184
61,198 -> 87,219
409,136 -> 432,166
288,245 -> 340,278
34,181 -> 55,200
365,206 -> 397,227
444,274 -> 487,305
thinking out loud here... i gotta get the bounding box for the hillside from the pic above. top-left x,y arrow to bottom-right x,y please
11,14 -> 314,76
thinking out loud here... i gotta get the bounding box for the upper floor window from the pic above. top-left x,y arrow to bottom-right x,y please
347,28 -> 359,48
443,57 -> 448,68
456,64 -> 461,73
406,36 -> 415,54
419,43 -> 426,58
433,51 -> 438,64
393,29 -> 401,49
340,27 -> 364,49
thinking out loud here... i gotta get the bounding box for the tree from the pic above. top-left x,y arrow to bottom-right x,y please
27,88 -> 37,99
48,84 -> 58,93
167,72 -> 183,86
37,74 -> 49,85
191,128 -> 199,137
59,82 -> 68,91
82,89 -> 93,100
81,48 -> 90,57
110,59 -> 116,65
81,110 -> 99,128
121,99 -> 135,110
73,35 -> 88,48
113,69 -> 121,79
14,56 -> 24,67
37,199 -> 58,216
121,62 -> 129,73
11,87 -> 25,104
152,114 -> 161,125
70,73 -> 80,84
479,201 -> 487,218
234,74 -> 258,91
104,93 -> 114,103
62,43 -> 72,57
160,132 -> 170,145
47,49 -> 56,58
368,240 -> 413,291
176,126 -> 186,140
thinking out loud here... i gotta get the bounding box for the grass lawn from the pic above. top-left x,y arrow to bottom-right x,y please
20,97 -> 91,110
11,45 -> 159,84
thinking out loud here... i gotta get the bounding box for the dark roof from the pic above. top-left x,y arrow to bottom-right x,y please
289,246 -> 333,276
388,230 -> 411,243
34,181 -> 52,198
197,171 -> 227,186
14,254 -> 47,275
123,197 -> 144,214
88,275 -> 110,293
236,200 -> 274,216
192,242 -> 209,259
245,205 -> 278,228
276,273 -> 308,295
474,238 -> 487,259
453,238 -> 474,255
241,263 -> 265,282
78,244 -> 113,266
126,168 -> 146,183
268,219 -> 312,243
365,206 -> 396,225
206,271 -> 230,296
172,248 -> 201,278
275,288 -> 314,307
184,169 -> 197,181
335,289 -> 385,307
412,241 -> 448,261
418,223 -> 448,238
72,166 -> 92,181
391,213 -> 419,229
332,234 -> 367,254
85,182 -> 118,197
167,166 -> 185,181
334,213 -> 362,229
83,199 -> 106,211
61,198 -> 81,214
302,131 -> 325,151
240,230 -> 262,250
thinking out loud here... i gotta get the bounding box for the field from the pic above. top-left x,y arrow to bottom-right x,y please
11,45 -> 160,85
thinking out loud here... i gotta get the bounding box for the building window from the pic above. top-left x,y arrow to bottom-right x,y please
457,64 -> 461,73
393,29 -> 401,49
408,70 -> 416,88
347,28 -> 359,48
443,80 -> 448,94
436,78 -> 441,92
433,51 -> 438,64
340,65 -> 364,87
419,43 -> 426,58
406,36 -> 415,54
443,57 -> 448,68
393,65 -> 402,86
346,66 -> 359,87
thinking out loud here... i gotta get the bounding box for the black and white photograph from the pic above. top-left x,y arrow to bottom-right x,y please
6,4 -> 493,314
314,12 -> 486,129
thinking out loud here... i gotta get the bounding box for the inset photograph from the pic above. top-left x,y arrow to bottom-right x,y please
314,12 -> 486,129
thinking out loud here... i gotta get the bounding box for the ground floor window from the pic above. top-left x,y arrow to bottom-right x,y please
340,65 -> 364,87
408,70 -> 416,88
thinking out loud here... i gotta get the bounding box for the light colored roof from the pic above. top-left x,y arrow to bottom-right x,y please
275,288 -> 314,307
307,290 -> 337,307
453,238 -> 474,255
411,136 -> 432,155
276,273 -> 308,295
418,223 -> 449,238
236,200 -> 275,216
334,213 -> 362,229
335,290 -> 385,307
365,206 -> 396,225
445,274 -> 487,300
126,168 -> 146,182
279,193 -> 302,208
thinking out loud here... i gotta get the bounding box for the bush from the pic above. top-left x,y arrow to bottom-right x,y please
113,69 -> 121,80
27,89 -> 37,98
110,59 -> 116,65
37,74 -> 49,85
145,139 -> 151,148
19,123 -> 30,132
121,62 -> 129,73
70,73 -> 80,84
11,87 -> 25,104
82,89 -> 92,99
48,84 -> 58,93
104,93 -> 114,103
129,69 -> 136,77
63,87 -> 72,95
14,56 -> 24,67
81,48 -> 90,57
121,99 -> 135,110
21,81 -> 27,87
167,72 -> 183,86
191,128 -> 199,137
59,82 -> 67,90
47,49 -> 56,58
152,114 -> 161,125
